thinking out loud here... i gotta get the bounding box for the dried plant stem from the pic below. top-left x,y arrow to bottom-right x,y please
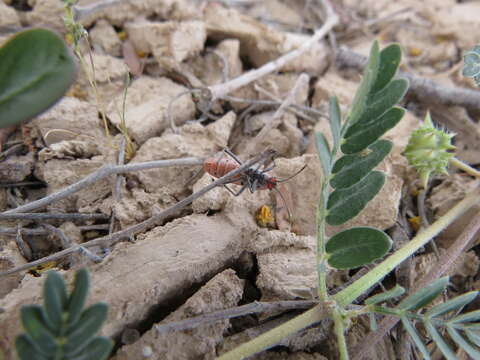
0,212 -> 108,221
351,208 -> 480,360
0,151 -> 273,277
155,300 -> 318,334
336,47 -> 480,114
73,0 -> 126,21
450,157 -> 480,179
3,158 -> 203,214
208,5 -> 338,99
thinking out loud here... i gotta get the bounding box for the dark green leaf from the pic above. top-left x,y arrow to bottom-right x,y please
401,317 -> 431,360
398,277 -> 449,311
315,132 -> 331,176
67,268 -> 90,327
20,305 -> 57,356
347,41 -> 381,126
365,284 -> 405,305
70,337 -> 114,360
0,28 -> 77,128
326,226 -> 392,269
15,334 -> 49,360
424,320 -> 457,360
353,79 -> 409,125
371,44 -> 402,93
446,326 -> 480,359
44,270 -> 68,330
341,107 -> 405,154
465,330 -> 480,347
449,309 -> 480,324
426,291 -> 478,318
329,96 -> 341,149
65,303 -> 109,356
326,171 -> 385,225
331,140 -> 392,189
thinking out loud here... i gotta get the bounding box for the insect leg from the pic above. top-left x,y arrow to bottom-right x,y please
227,183 -> 248,196
224,148 -> 243,165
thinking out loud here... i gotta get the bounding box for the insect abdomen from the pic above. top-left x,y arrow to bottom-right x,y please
204,158 -> 242,184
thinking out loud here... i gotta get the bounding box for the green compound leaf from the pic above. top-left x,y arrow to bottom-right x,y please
65,303 -> 109,356
326,226 -> 392,269
70,337 -> 114,360
67,267 -> 90,328
426,291 -> 478,318
20,305 -> 57,356
371,44 -> 402,93
401,317 -> 431,360
331,139 -> 392,189
44,270 -> 68,331
447,326 -> 480,359
326,171 -> 385,226
342,107 -> 405,154
315,132 -> 331,176
0,28 -> 77,128
365,284 -> 405,305
15,334 -> 49,360
329,96 -> 341,149
398,277 -> 449,311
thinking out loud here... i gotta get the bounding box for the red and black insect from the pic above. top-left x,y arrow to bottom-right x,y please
204,149 -> 306,197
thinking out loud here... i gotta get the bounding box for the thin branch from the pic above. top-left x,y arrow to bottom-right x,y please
0,150 -> 274,277
155,300 -> 318,334
0,224 -> 110,236
73,0 -> 126,21
208,7 -> 339,100
351,211 -> 480,360
0,212 -> 109,221
336,47 -> 480,114
2,157 -> 203,214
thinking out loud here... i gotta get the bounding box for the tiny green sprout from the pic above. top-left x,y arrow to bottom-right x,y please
404,112 -> 455,188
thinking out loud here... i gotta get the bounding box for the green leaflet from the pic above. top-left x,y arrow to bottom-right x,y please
331,140 -> 392,189
401,317 -> 431,360
20,305 -> 57,356
326,227 -> 392,269
329,96 -> 341,150
447,326 -> 480,359
426,291 -> 478,318
0,28 -> 77,128
326,171 -> 385,226
365,284 -> 405,305
15,335 -> 49,360
67,268 -> 90,328
44,270 -> 68,331
69,337 -> 114,360
341,107 -> 405,154
315,132 -> 331,176
371,44 -> 402,93
398,277 -> 449,311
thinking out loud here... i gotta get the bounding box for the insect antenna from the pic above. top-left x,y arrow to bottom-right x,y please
276,164 -> 307,183
272,187 -> 292,223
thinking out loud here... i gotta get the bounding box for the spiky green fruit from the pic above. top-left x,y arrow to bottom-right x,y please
404,112 -> 455,188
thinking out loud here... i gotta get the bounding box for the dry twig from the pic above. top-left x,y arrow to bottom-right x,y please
2,157 -> 203,214
0,150 -> 274,277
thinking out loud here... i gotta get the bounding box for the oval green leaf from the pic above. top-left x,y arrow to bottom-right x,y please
315,132 -> 331,176
331,140 -> 392,189
67,268 -> 90,328
326,171 -> 385,225
65,303 -> 109,356
44,270 -> 68,331
326,226 -> 392,269
15,334 -> 49,360
20,305 -> 57,356
0,28 -> 77,128
371,44 -> 402,93
341,107 -> 405,154
398,277 -> 449,311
